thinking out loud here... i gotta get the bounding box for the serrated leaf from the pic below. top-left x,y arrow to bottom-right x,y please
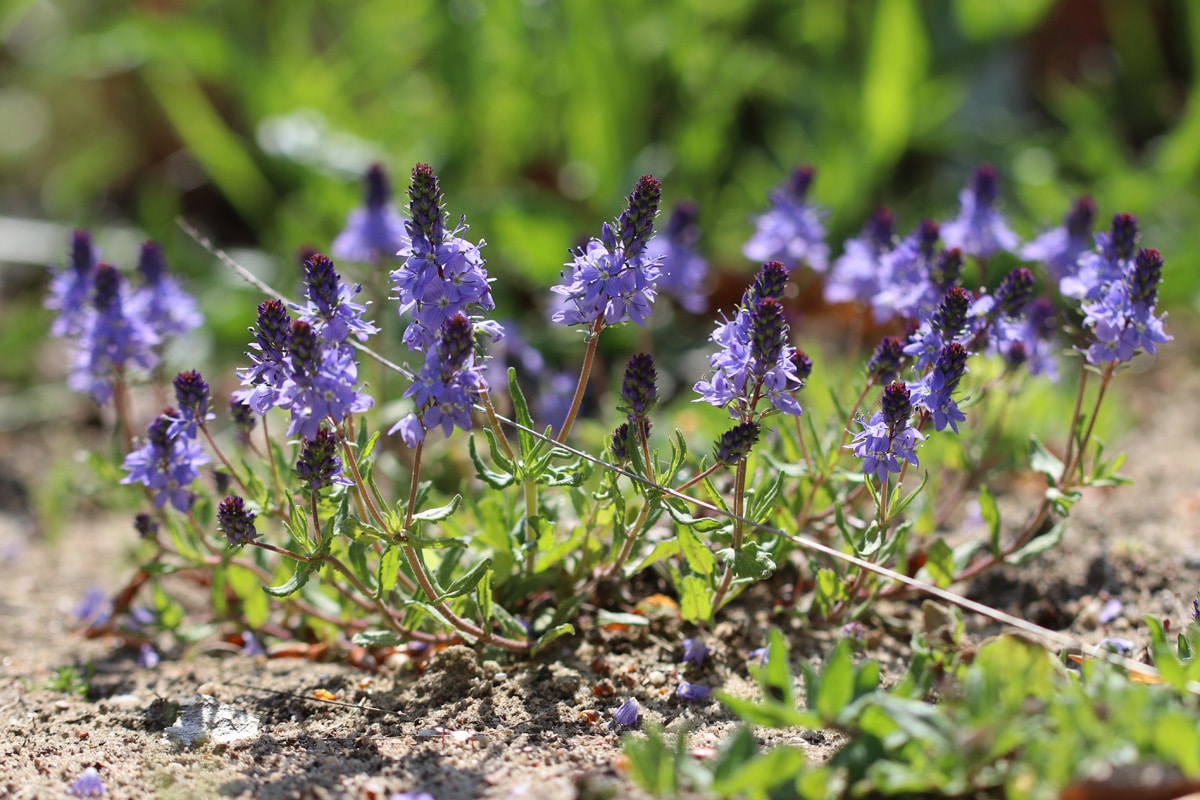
679,574 -> 712,622
717,541 -> 776,581
679,526 -> 717,577
378,546 -> 401,594
508,368 -> 539,459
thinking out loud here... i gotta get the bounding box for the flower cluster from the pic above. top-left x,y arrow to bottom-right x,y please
234,260 -> 374,441
940,164 -> 1020,259
218,495 -> 259,546
849,381 -> 925,484
694,261 -> 806,420
390,313 -> 489,447
47,232 -> 202,405
744,165 -> 829,272
551,175 -> 663,328
331,163 -> 409,264
644,201 -> 709,313
391,163 -> 499,352
121,406 -> 210,512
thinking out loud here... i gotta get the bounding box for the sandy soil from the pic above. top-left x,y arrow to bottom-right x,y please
1,345 -> 1197,800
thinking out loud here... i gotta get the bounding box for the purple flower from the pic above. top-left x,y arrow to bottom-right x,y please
870,220 -> 943,323
824,207 -> 896,306
849,382 -> 925,483
902,287 -> 972,371
169,370 -> 215,439
67,264 -> 160,404
331,163 -> 410,263
612,697 -> 640,727
242,631 -> 266,657
841,622 -> 866,642
867,336 -> 907,385
136,643 -> 160,669
694,263 -> 805,419
74,586 -> 111,627
1098,637 -> 1135,656
235,299 -> 293,415
128,241 -> 203,341
390,314 -> 489,445
940,164 -> 1020,259
744,166 -> 829,272
46,229 -> 98,338
681,637 -> 709,667
1079,247 -> 1171,366
1191,597 -> 1199,624
388,793 -> 435,800
229,396 -> 257,443
748,647 -> 769,666
276,320 -> 375,441
218,495 -> 259,546
1098,598 -> 1123,625
990,298 -> 1060,380
1021,196 -> 1096,284
296,427 -> 351,492
712,421 -> 761,466
909,342 -> 970,434
134,513 -> 159,539
552,176 -> 663,328
296,253 -> 378,345
1061,213 -> 1139,302
620,353 -> 658,420
121,409 -> 209,512
676,681 -> 711,702
644,201 -> 709,313
67,766 -> 106,797
609,423 -> 631,463
392,164 -> 498,352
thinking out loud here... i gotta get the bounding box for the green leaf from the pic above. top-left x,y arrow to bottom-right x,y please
411,494 -> 462,523
632,539 -> 681,574
718,541 -> 777,581
663,499 -> 727,533
979,485 -> 1001,557
812,568 -> 847,617
470,434 -> 515,489
436,558 -> 492,601
263,559 -> 319,598
378,546 -> 401,595
679,574 -> 713,622
1029,436 -> 1064,484
813,640 -> 854,723
357,429 -> 380,467
477,568 -> 493,632
508,367 -> 539,460
1005,522 -> 1065,566
351,630 -> 406,648
678,526 -> 717,577
531,623 -> 574,655
889,469 -> 930,518
923,538 -> 955,589
596,610 -> 650,627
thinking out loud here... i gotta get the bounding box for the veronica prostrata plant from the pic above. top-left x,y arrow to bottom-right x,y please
49,161 -> 1171,660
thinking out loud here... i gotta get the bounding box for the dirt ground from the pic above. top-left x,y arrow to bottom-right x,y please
1,342 -> 1198,800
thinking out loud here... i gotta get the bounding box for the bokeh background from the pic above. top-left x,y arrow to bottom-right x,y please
1,0 -> 1196,393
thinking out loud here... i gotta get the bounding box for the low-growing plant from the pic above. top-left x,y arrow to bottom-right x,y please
626,624 -> 1200,799
47,161 -> 1170,659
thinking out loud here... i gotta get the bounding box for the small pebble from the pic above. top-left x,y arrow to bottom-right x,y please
647,670 -> 666,687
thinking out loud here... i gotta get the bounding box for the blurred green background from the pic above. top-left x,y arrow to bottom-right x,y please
1,0 -> 1196,390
